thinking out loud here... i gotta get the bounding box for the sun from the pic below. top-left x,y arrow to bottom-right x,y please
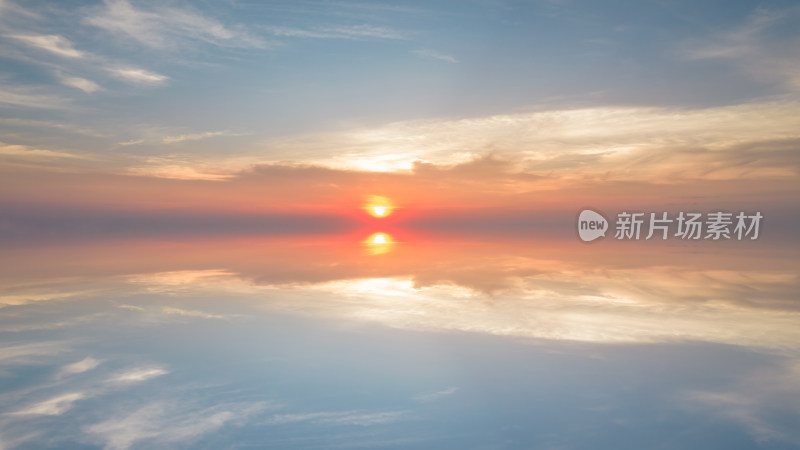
370,206 -> 388,217
364,195 -> 394,218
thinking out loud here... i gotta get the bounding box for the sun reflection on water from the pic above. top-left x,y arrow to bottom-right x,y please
364,232 -> 395,255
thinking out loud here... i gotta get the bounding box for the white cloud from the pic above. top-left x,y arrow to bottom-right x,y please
6,34 -> 85,58
0,0 -> 41,20
58,357 -> 102,377
264,24 -> 406,40
414,386 -> 458,402
0,118 -> 102,137
413,48 -> 457,63
84,401 -> 265,450
0,288 -> 98,307
127,156 -> 236,181
272,267 -> 800,349
11,392 -> 86,416
119,304 -> 144,311
85,0 -> 267,50
162,130 -> 230,144
117,139 -> 143,146
258,99 -> 800,180
0,342 -> 67,364
0,85 -> 69,109
320,25 -> 406,40
161,306 -> 226,320
0,141 -> 86,160
264,26 -> 343,39
57,74 -> 102,93
106,66 -> 168,86
105,367 -> 168,384
4,31 -> 160,91
266,410 -> 406,426
127,270 -> 235,288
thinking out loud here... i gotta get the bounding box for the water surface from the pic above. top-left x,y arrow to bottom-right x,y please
1,231 -> 798,449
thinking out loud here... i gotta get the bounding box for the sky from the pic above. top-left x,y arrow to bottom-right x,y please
0,0 -> 798,222
1,1 -> 800,449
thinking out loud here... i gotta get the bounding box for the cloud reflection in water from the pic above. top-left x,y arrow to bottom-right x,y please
0,230 -> 798,448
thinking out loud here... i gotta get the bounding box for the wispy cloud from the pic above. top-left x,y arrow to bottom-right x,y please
56,73 -> 102,93
413,48 -> 457,63
84,401 -> 266,450
0,118 -> 102,137
0,289 -> 98,308
258,100 -> 800,181
85,0 -> 268,50
117,138 -> 143,146
162,130 -> 231,144
2,25 -> 165,90
127,270 -> 237,288
116,130 -> 242,148
0,85 -> 69,109
683,361 -> 800,445
685,6 -> 800,90
264,24 -> 406,40
0,345 -> 265,449
127,155 -> 237,181
0,141 -> 85,159
105,367 -> 168,384
105,66 -> 168,86
162,306 -> 227,320
266,410 -> 407,426
58,357 -> 102,377
0,0 -> 38,19
0,342 -> 67,364
10,392 -> 86,416
414,386 -> 458,402
285,263 -> 800,348
6,34 -> 85,58
119,304 -> 144,311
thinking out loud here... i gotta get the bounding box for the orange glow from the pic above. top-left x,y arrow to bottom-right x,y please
364,232 -> 394,255
364,195 -> 393,218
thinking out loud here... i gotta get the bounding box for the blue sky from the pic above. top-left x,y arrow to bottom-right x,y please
1,0 -> 799,177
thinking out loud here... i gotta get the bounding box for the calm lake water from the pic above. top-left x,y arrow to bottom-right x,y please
1,231 -> 798,449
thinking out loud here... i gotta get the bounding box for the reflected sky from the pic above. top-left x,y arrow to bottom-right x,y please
1,231 -> 798,449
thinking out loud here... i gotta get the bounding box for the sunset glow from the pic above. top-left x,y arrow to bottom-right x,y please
364,232 -> 394,255
364,196 -> 394,218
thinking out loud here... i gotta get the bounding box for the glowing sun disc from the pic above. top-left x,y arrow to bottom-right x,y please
364,195 -> 394,218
